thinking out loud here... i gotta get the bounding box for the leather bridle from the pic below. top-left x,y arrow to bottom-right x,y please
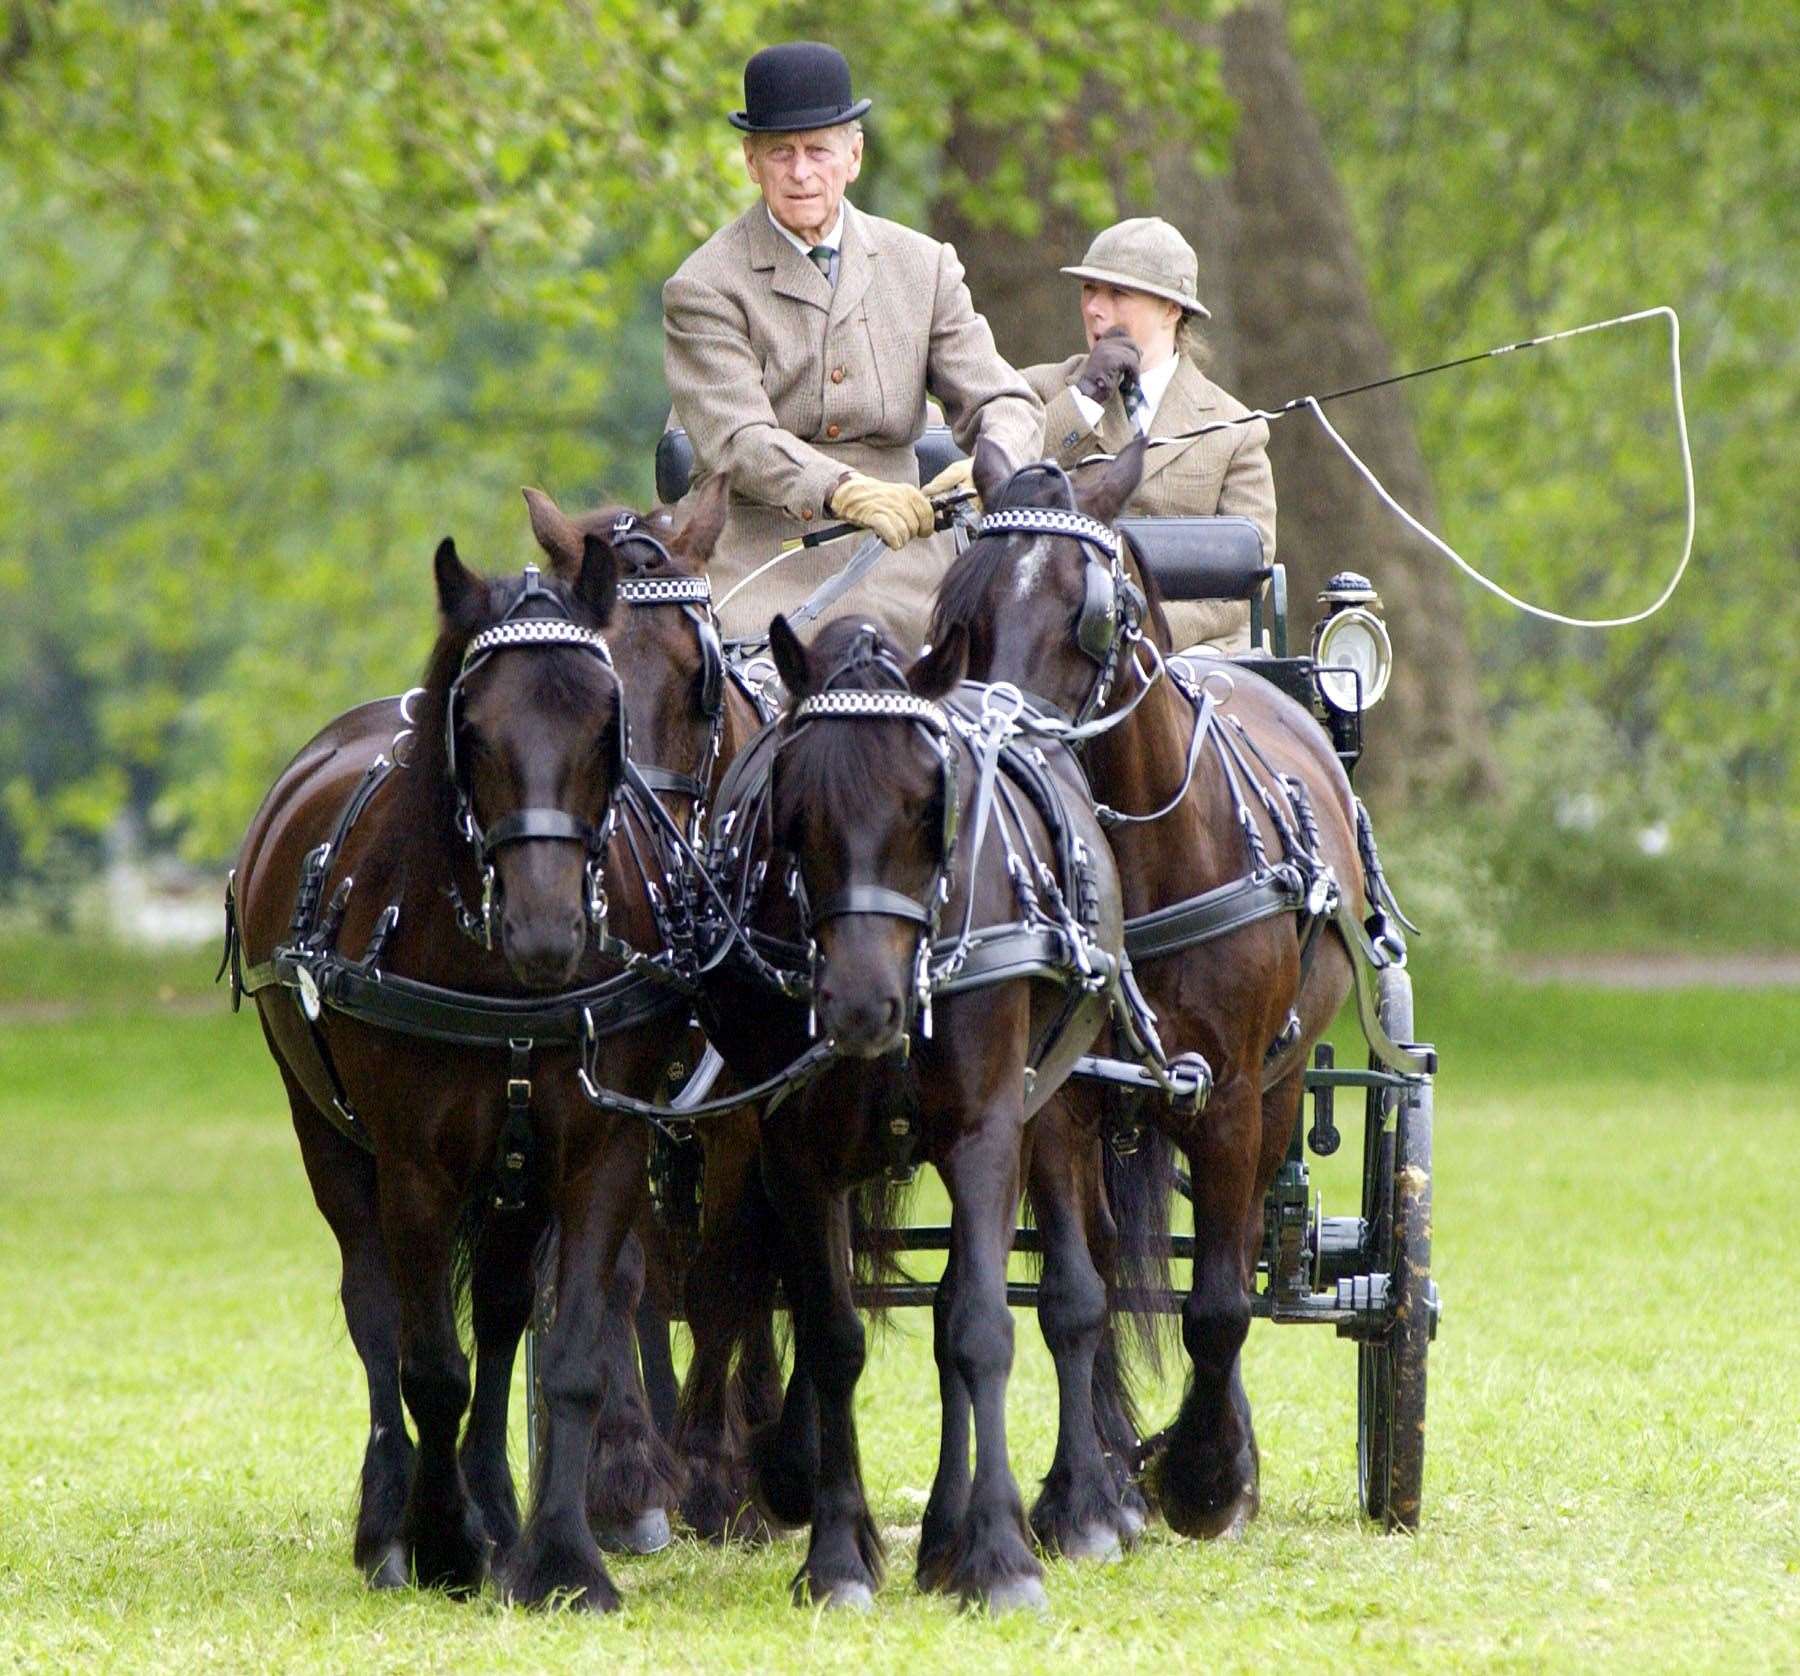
774,631 -> 960,1036
444,563 -> 624,949
970,462 -> 1146,732
608,514 -> 728,843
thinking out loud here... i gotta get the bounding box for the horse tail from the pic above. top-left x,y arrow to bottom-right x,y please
1102,1117 -> 1177,1380
850,1170 -> 921,1331
448,1188 -> 492,1343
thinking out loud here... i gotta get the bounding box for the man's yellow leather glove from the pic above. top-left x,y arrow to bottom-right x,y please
827,472 -> 934,550
920,457 -> 977,504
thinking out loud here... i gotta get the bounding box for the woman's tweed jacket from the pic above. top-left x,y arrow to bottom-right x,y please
1024,353 -> 1276,653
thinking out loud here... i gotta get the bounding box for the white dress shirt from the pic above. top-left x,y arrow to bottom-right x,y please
1069,348 -> 1180,435
767,206 -> 845,284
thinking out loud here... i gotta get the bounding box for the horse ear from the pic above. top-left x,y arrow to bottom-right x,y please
521,486 -> 585,579
972,437 -> 1014,510
671,473 -> 731,568
434,537 -> 482,623
1077,434 -> 1146,525
769,614 -> 813,699
577,532 -> 619,626
907,622 -> 968,700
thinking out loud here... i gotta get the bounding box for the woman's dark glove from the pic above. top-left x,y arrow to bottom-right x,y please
1075,327 -> 1142,404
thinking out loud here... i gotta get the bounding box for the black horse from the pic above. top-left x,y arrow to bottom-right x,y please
231,489 -> 731,1610
688,615 -> 1135,1611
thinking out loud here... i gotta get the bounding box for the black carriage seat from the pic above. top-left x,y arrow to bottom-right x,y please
655,425 -> 967,508
1117,516 -> 1288,657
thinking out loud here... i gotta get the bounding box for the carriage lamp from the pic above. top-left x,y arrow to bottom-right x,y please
1312,572 -> 1393,713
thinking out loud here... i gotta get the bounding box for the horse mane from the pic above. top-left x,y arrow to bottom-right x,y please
571,501 -> 693,581
927,459 -> 1171,656
778,620 -> 924,843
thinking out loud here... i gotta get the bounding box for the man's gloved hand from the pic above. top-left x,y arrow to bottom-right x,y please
827,472 -> 935,550
920,457 -> 977,504
1075,326 -> 1142,405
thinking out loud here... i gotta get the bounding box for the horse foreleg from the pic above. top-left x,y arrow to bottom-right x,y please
460,1199 -> 547,1565
503,1120 -> 641,1612
1146,1079 -> 1261,1541
585,1230 -> 681,1554
916,1236 -> 972,1587
676,1113 -> 781,1542
760,1164 -> 879,1609
378,1153 -> 487,1596
636,1296 -> 679,1440
285,1075 -> 413,1589
927,1112 -> 1045,1613
1026,1103 -> 1135,1562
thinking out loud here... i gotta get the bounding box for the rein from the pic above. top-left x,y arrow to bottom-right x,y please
578,645 -> 1216,1130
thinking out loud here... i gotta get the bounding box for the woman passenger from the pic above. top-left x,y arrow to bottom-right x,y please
1019,216 -> 1275,654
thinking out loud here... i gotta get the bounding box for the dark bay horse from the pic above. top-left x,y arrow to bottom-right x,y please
518,487 -> 791,1545
930,439 -> 1363,1540
232,490 -> 731,1609
689,616 -> 1129,1612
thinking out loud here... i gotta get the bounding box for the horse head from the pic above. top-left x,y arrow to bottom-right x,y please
432,534 -> 624,989
931,436 -> 1159,722
523,476 -> 732,821
767,615 -> 968,1059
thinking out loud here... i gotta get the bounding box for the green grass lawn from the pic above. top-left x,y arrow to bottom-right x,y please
1,948 -> 1796,1672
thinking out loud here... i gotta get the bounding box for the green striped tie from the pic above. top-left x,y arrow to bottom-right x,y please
808,244 -> 835,285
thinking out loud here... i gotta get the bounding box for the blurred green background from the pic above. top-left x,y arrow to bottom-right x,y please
1,0 -> 1793,955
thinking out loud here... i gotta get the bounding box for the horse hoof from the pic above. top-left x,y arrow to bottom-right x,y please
1117,1495 -> 1149,1541
598,1507 -> 671,1555
815,1579 -> 874,1612
1217,1496 -> 1254,1542
364,1543 -> 408,1590
1058,1522 -> 1124,1564
1164,1482 -> 1256,1542
979,1574 -> 1049,1615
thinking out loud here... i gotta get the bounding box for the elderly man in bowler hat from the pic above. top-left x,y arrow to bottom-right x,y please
1022,217 -> 1276,654
663,42 -> 1041,648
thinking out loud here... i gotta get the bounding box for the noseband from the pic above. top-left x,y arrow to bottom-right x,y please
446,563 -> 623,947
973,463 -> 1144,729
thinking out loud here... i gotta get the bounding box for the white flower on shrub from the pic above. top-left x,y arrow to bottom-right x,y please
1553,791 -> 1602,832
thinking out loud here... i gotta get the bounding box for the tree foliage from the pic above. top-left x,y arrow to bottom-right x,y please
0,0 -> 1226,877
1,0 -> 1790,903
1290,0 -> 1798,846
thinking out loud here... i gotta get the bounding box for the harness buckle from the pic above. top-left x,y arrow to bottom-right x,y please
296,963 -> 322,1022
1306,866 -> 1339,919
478,865 -> 497,948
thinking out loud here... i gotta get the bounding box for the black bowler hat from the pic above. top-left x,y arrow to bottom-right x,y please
729,41 -> 872,133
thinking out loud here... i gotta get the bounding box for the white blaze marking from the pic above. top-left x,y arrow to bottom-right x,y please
1012,538 -> 1050,601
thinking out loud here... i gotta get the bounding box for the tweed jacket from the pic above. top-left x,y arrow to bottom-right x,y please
664,200 -> 1041,648
1023,353 -> 1276,653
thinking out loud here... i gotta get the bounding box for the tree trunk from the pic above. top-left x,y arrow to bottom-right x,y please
932,0 -> 1493,806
